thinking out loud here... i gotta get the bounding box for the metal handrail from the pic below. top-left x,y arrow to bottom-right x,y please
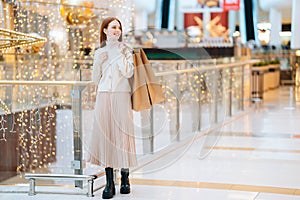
0,80 -> 94,86
154,59 -> 259,77
0,59 -> 259,81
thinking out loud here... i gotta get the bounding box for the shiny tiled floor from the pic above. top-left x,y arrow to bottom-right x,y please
1,86 -> 300,200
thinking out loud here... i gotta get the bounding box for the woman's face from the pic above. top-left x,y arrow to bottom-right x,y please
104,20 -> 122,41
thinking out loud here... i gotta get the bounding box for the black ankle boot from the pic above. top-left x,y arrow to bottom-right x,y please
102,167 -> 115,199
120,168 -> 130,194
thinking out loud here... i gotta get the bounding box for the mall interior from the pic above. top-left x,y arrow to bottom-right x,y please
0,0 -> 300,199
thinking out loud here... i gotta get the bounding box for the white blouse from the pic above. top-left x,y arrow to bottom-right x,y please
92,42 -> 134,92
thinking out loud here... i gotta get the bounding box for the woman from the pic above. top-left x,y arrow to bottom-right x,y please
88,17 -> 137,199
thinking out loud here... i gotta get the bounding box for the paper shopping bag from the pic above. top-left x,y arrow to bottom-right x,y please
131,50 -> 151,111
139,49 -> 165,105
130,49 -> 165,111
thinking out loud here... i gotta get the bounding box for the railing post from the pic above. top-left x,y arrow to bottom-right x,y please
150,107 -> 154,153
87,179 -> 94,197
198,71 -> 202,131
28,178 -> 35,196
141,109 -> 152,154
176,63 -> 180,141
228,68 -> 233,116
241,65 -> 245,110
71,85 -> 86,188
213,69 -> 218,123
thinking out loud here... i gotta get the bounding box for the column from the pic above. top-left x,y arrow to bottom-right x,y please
243,0 -> 255,42
239,0 -> 247,44
155,0 -> 163,29
160,0 -> 176,30
168,0 -> 175,30
291,0 -> 300,49
175,0 -> 184,30
161,0 -> 170,28
228,10 -> 236,36
0,1 -> 3,27
269,8 -> 282,48
134,11 -> 148,31
2,1 -> 14,30
252,0 -> 259,45
133,0 -> 156,31
203,11 -> 211,38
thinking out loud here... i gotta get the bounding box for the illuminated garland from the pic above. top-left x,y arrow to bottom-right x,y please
0,99 -> 11,114
0,28 -> 47,51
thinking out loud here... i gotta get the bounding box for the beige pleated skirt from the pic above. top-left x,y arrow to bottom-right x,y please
87,92 -> 137,168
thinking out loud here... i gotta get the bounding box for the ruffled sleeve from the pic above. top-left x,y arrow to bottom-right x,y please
92,49 -> 102,85
118,46 -> 134,78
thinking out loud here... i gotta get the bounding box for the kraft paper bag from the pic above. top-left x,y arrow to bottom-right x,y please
130,49 -> 165,111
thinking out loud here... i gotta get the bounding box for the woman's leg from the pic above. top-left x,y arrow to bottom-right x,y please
102,167 -> 115,199
120,168 -> 130,194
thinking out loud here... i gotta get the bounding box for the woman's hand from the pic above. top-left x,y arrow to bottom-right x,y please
99,51 -> 108,64
118,43 -> 131,56
118,42 -> 126,53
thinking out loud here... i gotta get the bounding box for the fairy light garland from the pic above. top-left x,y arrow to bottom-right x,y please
0,27 -> 47,51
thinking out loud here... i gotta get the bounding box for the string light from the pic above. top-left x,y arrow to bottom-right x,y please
0,28 -> 47,51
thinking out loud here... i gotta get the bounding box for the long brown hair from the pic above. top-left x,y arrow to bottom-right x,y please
99,17 -> 123,47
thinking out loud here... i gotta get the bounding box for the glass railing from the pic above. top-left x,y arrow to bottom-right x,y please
0,57 -> 256,193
